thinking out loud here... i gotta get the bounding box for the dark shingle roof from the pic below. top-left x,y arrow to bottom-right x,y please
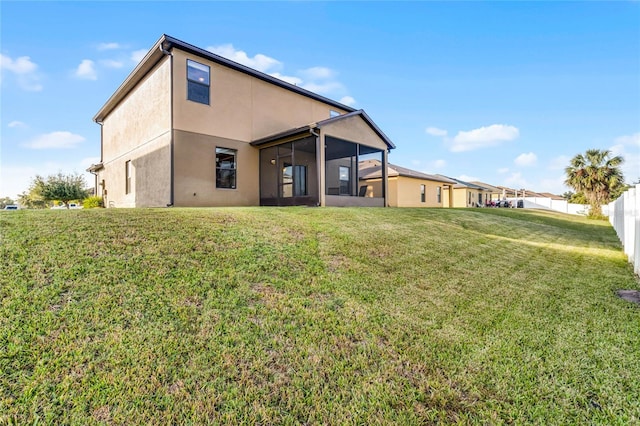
359,160 -> 456,183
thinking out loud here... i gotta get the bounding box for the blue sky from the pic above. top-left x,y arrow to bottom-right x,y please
2,1 -> 639,199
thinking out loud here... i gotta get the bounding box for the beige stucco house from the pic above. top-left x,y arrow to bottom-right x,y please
437,176 -> 489,208
88,35 -> 395,208
359,160 -> 456,207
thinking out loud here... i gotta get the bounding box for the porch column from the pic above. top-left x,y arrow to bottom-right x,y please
317,131 -> 325,207
383,149 -> 389,207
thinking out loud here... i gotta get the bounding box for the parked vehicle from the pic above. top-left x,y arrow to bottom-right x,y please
3,205 -> 18,210
495,200 -> 512,208
51,203 -> 83,209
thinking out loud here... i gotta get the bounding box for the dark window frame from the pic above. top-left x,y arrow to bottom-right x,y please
216,147 -> 237,189
339,166 -> 351,195
187,59 -> 210,105
420,184 -> 426,203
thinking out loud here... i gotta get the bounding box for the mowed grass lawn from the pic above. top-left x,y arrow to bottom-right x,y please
1,207 -> 639,424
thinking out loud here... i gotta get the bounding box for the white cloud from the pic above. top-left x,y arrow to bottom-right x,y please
23,131 -> 86,149
537,175 -> 568,195
0,53 -> 43,91
614,132 -> 640,147
431,159 -> 447,169
100,59 -> 124,69
549,155 -> 570,170
503,172 -> 529,189
457,174 -> 480,182
301,81 -> 344,95
207,44 -> 281,73
8,120 -> 27,129
97,42 -> 121,51
498,167 -> 509,174
75,59 -> 97,80
300,66 -> 335,80
610,132 -> 640,183
80,156 -> 101,168
426,127 -> 448,137
449,124 -> 519,152
1,54 -> 37,74
0,165 -> 38,198
514,152 -> 537,167
339,96 -> 356,106
131,49 -> 148,64
207,43 -> 356,107
269,72 -> 303,85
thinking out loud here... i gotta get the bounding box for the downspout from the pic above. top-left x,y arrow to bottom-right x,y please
96,120 -> 104,202
160,42 -> 174,207
310,127 -> 321,206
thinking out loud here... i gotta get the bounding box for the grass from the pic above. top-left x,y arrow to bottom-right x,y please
1,207 -> 639,424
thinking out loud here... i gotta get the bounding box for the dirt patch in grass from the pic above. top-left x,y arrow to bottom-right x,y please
617,290 -> 640,305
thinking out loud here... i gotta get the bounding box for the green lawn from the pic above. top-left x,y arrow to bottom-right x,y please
1,207 -> 639,424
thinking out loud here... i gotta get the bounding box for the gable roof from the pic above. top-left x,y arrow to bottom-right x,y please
359,160 -> 455,183
250,109 -> 395,150
537,192 -> 564,200
437,175 -> 487,190
470,181 -> 501,192
94,34 -> 357,123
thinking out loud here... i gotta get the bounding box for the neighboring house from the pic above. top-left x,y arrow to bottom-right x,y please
359,160 -> 456,207
537,192 -> 564,200
88,35 -> 395,208
438,176 -> 488,208
471,181 -> 501,204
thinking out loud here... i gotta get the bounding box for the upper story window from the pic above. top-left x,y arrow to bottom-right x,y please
187,59 -> 210,105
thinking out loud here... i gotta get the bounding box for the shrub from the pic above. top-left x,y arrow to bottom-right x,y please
83,196 -> 104,209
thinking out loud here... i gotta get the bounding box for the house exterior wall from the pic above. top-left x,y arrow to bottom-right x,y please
100,57 -> 172,207
321,118 -> 389,152
171,49 -> 348,142
395,176 -> 445,207
388,177 -> 399,207
452,188 -> 484,207
173,130 -> 259,207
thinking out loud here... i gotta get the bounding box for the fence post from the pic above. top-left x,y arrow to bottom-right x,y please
635,184 -> 640,275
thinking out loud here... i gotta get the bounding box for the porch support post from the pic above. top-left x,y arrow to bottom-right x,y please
383,149 -> 389,207
317,131 -> 326,207
449,185 -> 453,208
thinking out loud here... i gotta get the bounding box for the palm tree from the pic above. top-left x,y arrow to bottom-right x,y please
565,149 -> 624,217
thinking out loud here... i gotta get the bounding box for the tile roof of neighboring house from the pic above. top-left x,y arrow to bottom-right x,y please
437,176 -> 487,190
358,160 -> 457,183
95,34 -> 357,123
470,181 -> 502,192
537,192 -> 565,200
250,109 -> 395,150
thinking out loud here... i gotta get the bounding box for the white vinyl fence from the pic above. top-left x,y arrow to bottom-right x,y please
506,197 -> 590,215
603,184 -> 640,275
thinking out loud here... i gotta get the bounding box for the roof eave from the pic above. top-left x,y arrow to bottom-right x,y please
94,34 -> 359,123
93,34 -> 168,123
